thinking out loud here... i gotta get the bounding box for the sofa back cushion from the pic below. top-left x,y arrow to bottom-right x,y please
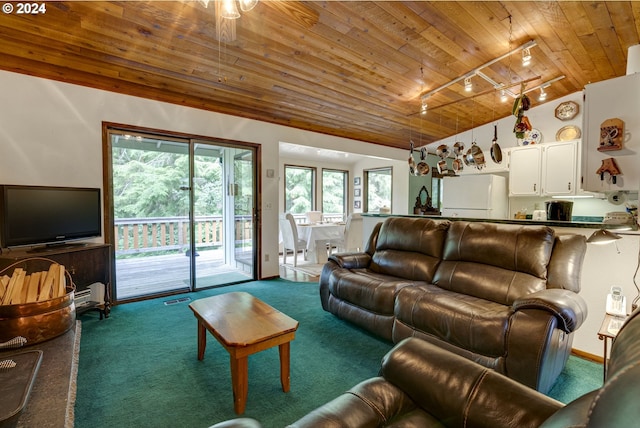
433,221 -> 555,305
370,217 -> 450,282
546,234 -> 587,293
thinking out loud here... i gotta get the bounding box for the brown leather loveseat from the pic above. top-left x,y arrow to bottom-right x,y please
319,217 -> 587,393
212,308 -> 640,428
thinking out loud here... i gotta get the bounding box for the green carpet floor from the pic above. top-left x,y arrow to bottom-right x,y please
75,279 -> 602,428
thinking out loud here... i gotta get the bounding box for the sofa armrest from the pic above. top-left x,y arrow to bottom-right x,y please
288,377 -> 418,427
512,289 -> 588,333
327,252 -> 372,269
381,338 -> 562,428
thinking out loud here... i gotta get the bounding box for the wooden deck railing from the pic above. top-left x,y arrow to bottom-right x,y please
114,215 -> 253,255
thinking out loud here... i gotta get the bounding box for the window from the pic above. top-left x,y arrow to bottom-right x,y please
364,167 -> 392,212
285,165 -> 316,213
322,169 -> 348,220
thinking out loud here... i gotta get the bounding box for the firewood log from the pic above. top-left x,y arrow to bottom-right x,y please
55,265 -> 66,298
3,268 -> 25,305
38,264 -> 57,302
20,274 -> 30,304
0,275 -> 9,301
26,272 -> 41,303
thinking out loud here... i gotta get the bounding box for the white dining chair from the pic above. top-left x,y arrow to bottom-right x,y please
331,213 -> 363,253
305,211 -> 323,224
279,213 -> 307,266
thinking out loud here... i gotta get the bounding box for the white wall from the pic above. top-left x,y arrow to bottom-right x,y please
0,70 -> 407,278
555,228 -> 640,358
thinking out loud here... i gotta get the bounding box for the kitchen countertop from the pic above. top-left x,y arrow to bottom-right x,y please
362,213 -> 638,231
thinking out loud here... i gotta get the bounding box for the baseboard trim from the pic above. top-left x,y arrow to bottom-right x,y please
572,348 -> 603,364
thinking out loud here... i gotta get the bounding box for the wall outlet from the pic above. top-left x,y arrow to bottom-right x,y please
264,254 -> 270,262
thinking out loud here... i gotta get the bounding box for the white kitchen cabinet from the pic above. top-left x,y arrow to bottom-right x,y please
583,73 -> 640,192
542,141 -> 577,196
509,141 -> 578,197
509,145 -> 542,196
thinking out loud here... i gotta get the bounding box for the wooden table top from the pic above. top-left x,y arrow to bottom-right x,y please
189,292 -> 298,347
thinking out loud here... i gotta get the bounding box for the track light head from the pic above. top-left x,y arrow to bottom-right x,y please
538,88 -> 547,101
522,47 -> 532,66
464,77 -> 472,92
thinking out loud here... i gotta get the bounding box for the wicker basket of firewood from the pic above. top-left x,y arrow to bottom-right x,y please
0,258 -> 76,345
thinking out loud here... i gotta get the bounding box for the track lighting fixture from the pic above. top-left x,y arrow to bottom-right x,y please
220,0 -> 241,19
421,100 -> 428,115
420,40 -> 537,100
522,47 -> 532,66
417,39 -> 562,110
239,0 -> 259,12
202,0 -> 259,18
464,77 -> 472,92
538,87 -> 547,101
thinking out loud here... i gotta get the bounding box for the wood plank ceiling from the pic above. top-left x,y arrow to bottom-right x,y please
1,1 -> 639,150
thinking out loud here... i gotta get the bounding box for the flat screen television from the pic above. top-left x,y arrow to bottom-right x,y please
0,185 -> 102,249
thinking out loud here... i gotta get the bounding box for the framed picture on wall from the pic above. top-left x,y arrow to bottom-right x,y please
354,177 -> 361,186
354,188 -> 361,197
354,200 -> 361,209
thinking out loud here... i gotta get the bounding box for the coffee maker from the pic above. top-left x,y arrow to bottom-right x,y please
546,200 -> 573,221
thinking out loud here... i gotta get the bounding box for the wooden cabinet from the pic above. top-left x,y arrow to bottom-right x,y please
509,141 -> 578,197
0,243 -> 111,315
583,73 -> 640,192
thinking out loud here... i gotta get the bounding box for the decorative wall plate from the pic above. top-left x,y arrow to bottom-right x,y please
555,125 -> 581,141
555,101 -> 579,121
522,128 -> 542,145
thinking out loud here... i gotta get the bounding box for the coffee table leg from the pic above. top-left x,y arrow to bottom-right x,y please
279,342 -> 291,392
197,320 -> 206,361
230,355 -> 248,414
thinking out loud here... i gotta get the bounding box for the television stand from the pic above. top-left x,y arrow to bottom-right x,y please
26,242 -> 88,254
0,243 -> 111,318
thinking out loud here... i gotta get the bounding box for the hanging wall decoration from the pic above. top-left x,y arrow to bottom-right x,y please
598,118 -> 624,152
596,158 -> 622,184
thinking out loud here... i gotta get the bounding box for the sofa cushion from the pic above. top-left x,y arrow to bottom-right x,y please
394,285 -> 511,357
369,217 -> 449,282
433,221 -> 555,305
326,268 -> 425,315
547,234 -> 587,292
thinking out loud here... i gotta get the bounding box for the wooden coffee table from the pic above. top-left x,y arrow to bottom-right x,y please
188,292 -> 299,414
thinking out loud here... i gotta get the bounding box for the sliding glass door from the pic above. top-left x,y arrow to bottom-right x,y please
192,144 -> 255,289
107,128 -> 257,301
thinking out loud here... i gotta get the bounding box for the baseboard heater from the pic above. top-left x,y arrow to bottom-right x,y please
74,282 -> 105,310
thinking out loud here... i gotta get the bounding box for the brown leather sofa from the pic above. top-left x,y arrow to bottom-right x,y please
212,309 -> 640,427
319,217 -> 587,393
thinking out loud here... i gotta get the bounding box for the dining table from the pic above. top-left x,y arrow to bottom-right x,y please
296,222 -> 345,264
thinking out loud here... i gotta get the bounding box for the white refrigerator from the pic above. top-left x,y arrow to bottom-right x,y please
441,174 -> 508,219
